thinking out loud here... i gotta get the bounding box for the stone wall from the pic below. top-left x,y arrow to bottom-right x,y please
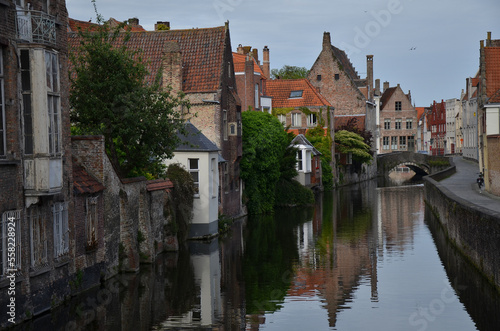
487,135 -> 500,196
424,166 -> 500,291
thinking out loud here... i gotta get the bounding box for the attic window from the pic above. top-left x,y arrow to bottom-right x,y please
289,90 -> 303,98
335,74 -> 340,80
317,75 -> 322,81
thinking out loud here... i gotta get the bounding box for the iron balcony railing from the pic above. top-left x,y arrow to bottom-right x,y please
16,10 -> 56,45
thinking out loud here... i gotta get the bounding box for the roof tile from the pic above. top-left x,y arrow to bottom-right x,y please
266,79 -> 331,108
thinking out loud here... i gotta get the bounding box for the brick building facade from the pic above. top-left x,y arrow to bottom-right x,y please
378,83 -> 418,154
428,100 -> 447,156
1,0 -> 75,325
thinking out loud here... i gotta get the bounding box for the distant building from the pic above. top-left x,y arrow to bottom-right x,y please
233,45 -> 272,112
478,32 -> 500,195
461,75 -> 479,160
445,98 -> 461,154
378,83 -> 418,154
428,100 -> 447,156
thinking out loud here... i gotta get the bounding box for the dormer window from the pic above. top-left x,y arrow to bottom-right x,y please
289,90 -> 303,98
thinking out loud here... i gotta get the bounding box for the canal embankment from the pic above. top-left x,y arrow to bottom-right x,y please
424,156 -> 500,292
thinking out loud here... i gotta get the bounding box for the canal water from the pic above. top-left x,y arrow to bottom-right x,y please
19,179 -> 500,330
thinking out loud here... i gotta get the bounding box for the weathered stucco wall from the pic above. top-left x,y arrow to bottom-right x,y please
424,166 -> 500,291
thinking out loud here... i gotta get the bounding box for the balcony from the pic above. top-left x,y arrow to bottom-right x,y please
16,10 -> 56,45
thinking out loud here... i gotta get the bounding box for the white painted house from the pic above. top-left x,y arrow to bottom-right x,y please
164,122 -> 220,238
291,134 -> 322,189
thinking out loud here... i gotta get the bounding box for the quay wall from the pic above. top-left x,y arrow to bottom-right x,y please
424,162 -> 500,291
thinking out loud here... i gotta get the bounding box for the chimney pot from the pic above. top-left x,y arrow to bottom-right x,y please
383,81 -> 389,91
155,21 -> 170,31
323,32 -> 331,50
263,46 -> 270,79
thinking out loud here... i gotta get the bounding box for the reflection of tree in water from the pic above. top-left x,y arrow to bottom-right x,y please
163,244 -> 197,318
243,207 -> 313,315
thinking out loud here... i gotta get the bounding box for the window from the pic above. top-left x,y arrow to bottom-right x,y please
291,113 -> 301,127
289,90 -> 303,98
237,109 -> 242,136
255,83 -> 259,108
21,50 -> 33,154
391,136 -> 398,150
211,158 -> 217,198
189,159 -> 200,197
1,210 -> 22,276
384,119 -> 391,130
307,113 -> 317,127
223,110 -> 228,140
0,48 -> 5,156
395,101 -> 402,111
46,51 -> 60,155
317,75 -> 321,81
278,114 -> 286,126
297,150 -> 303,171
29,206 -> 48,267
395,119 -> 402,130
382,136 -> 389,150
335,74 -> 340,80
399,136 -> 406,150
406,118 -> 413,129
229,123 -> 236,136
86,197 -> 98,249
41,0 -> 49,13
53,202 -> 68,258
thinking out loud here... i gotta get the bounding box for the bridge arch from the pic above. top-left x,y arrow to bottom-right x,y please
387,162 -> 429,176
377,151 -> 450,177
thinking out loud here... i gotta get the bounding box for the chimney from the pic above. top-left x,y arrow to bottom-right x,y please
366,55 -> 374,99
252,48 -> 259,64
375,79 -> 381,96
323,32 -> 331,50
128,18 -> 139,26
383,81 -> 389,92
487,31 -> 492,46
237,44 -> 244,54
263,46 -> 270,79
155,21 -> 170,31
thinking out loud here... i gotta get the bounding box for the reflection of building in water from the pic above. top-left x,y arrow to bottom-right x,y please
278,184 -> 423,329
159,240 -> 221,328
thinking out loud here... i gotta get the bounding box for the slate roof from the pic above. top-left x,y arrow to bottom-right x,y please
232,52 -> 265,77
485,47 -> 500,103
68,25 -> 227,93
266,79 -> 331,108
175,122 -> 220,152
291,134 -> 321,156
73,161 -> 105,195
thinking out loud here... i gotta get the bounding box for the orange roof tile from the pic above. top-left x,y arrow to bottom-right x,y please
266,79 -> 331,108
232,52 -> 265,77
73,161 -> 105,194
485,47 -> 500,102
68,26 -> 227,93
415,107 -> 426,120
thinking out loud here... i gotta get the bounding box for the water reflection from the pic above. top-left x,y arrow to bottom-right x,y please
16,181 -> 500,331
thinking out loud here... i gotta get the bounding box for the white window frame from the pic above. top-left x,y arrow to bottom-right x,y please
291,113 -> 301,127
384,119 -> 390,130
1,210 -> 22,276
395,118 -> 402,130
189,158 -> 200,198
307,113 -> 317,127
297,150 -> 303,171
29,206 -> 48,267
53,202 -> 69,258
382,136 -> 389,150
391,136 -> 398,150
277,114 -> 286,126
46,51 -> 60,156
406,118 -> 413,129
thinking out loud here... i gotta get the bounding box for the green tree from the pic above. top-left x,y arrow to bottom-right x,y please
335,130 -> 373,164
305,126 -> 334,190
241,112 -> 289,214
271,65 -> 310,79
69,11 -> 189,178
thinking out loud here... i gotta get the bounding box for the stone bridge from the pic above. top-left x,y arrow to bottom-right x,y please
377,152 -> 450,177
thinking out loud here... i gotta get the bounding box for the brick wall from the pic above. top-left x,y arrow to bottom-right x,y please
487,135 -> 500,196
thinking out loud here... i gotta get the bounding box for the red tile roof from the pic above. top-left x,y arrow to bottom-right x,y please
232,52 -> 265,77
73,162 -> 105,194
68,25 -> 227,93
485,47 -> 500,102
415,107 -> 426,120
266,79 -> 331,108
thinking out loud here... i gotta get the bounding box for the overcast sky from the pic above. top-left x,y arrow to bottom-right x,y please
66,0 -> 500,107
